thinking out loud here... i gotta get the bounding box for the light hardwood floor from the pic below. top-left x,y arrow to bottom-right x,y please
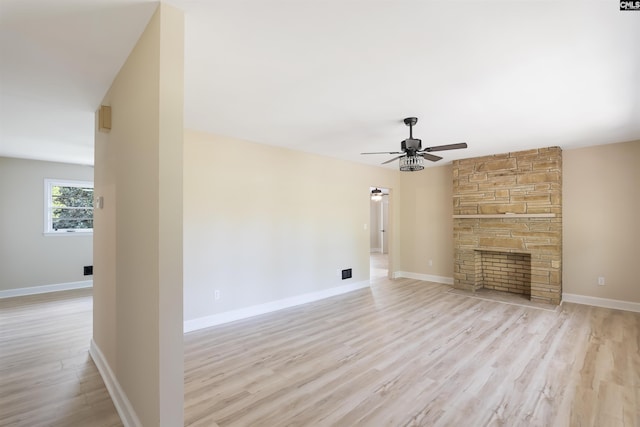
2,280 -> 639,426
0,289 -> 122,427
184,279 -> 640,426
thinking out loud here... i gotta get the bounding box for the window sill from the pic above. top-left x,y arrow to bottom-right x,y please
44,231 -> 93,237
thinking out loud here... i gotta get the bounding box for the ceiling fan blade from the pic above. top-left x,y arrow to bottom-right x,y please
361,151 -> 404,155
420,153 -> 443,162
423,142 -> 468,152
382,155 -> 405,165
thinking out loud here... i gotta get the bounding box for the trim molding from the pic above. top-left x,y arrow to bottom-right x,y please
184,280 -> 370,333
562,293 -> 640,313
0,280 -> 92,299
89,339 -> 141,427
392,271 -> 454,285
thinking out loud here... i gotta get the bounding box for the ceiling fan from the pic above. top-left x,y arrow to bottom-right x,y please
370,188 -> 387,201
361,117 -> 468,171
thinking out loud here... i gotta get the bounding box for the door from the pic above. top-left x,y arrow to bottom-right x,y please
381,198 -> 389,254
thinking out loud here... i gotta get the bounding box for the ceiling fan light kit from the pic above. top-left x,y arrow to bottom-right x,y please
361,117 -> 468,171
399,155 -> 424,171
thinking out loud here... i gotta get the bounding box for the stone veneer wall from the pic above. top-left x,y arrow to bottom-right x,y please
453,147 -> 562,305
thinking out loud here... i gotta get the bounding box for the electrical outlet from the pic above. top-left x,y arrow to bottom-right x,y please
597,277 -> 605,286
214,290 -> 221,300
428,259 -> 433,267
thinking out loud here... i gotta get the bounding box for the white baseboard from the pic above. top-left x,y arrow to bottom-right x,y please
392,271 -> 454,285
370,248 -> 382,253
0,280 -> 93,299
184,280 -> 370,333
89,339 -> 141,427
562,293 -> 640,313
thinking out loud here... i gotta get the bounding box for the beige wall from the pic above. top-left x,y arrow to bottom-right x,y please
183,130 -> 400,321
93,4 -> 184,426
563,140 -> 640,303
397,164 -> 454,278
0,157 -> 93,292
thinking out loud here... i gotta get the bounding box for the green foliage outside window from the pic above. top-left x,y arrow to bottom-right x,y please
51,185 -> 94,231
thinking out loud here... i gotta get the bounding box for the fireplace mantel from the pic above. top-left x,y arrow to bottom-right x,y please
474,248 -> 531,254
453,213 -> 556,219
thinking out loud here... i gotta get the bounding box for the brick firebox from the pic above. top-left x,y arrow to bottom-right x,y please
453,147 -> 562,305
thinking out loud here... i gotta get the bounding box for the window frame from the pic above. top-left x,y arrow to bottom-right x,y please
44,178 -> 94,236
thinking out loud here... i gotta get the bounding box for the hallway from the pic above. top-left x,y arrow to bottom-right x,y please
370,252 -> 388,278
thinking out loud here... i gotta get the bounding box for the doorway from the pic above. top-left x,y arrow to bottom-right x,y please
369,186 -> 389,278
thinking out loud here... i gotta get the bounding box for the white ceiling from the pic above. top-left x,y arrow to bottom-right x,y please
1,1 -> 639,168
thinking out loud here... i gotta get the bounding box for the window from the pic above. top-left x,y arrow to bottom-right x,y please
44,179 -> 94,234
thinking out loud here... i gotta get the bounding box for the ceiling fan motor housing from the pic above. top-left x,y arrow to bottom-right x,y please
401,138 -> 422,153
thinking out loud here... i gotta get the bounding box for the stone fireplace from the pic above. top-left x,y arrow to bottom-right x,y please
453,147 -> 562,305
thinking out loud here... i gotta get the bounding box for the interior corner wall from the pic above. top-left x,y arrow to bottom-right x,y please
563,140 -> 640,303
397,164 -> 454,279
0,157 -> 93,292
93,4 -> 184,427
183,129 -> 400,322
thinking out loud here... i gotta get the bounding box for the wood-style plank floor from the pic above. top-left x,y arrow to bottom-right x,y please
184,278 -> 640,427
0,289 -> 122,427
2,279 -> 639,426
